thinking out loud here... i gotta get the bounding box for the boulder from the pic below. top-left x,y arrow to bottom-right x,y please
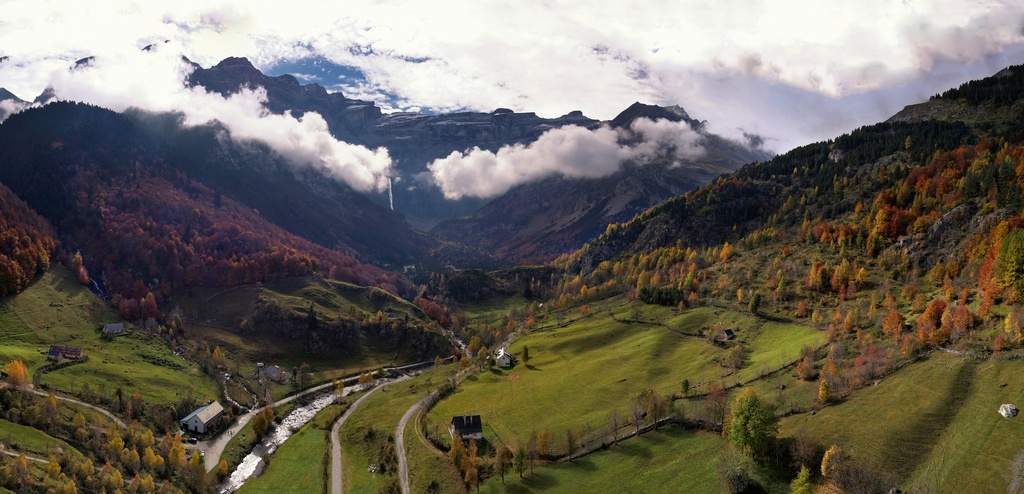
999,404 -> 1018,418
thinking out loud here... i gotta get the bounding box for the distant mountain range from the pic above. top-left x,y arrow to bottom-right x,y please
183,58 -> 770,262
430,103 -> 769,262
0,55 -> 768,271
186,57 -> 602,229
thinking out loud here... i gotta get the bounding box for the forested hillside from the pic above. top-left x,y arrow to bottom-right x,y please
0,181 -> 57,296
553,64 -> 1024,342
0,102 -> 412,319
527,64 -> 1024,490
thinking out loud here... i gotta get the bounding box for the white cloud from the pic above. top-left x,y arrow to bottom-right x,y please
628,117 -> 705,165
1,1 -> 1023,152
428,118 -> 705,199
31,43 -> 393,192
0,99 -> 32,122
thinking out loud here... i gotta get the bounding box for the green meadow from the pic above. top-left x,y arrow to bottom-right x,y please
237,402 -> 343,494
428,303 -> 824,450
479,427 -> 724,494
0,419 -> 81,458
0,266 -> 217,405
781,351 -> 1024,492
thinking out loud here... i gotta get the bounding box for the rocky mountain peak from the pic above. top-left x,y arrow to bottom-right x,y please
0,87 -> 25,103
609,102 -> 701,129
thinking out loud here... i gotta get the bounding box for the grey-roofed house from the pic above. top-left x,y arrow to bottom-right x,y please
103,323 -> 126,336
449,415 -> 483,441
179,401 -> 224,434
495,348 -> 514,368
265,365 -> 288,383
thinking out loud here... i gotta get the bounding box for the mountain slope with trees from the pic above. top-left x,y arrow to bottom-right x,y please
0,102 -> 414,318
521,63 -> 1024,491
0,181 -> 58,296
430,103 -> 771,263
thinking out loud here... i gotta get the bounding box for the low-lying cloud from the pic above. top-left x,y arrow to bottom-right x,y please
0,99 -> 32,122
43,44 -> 393,192
428,117 -> 705,199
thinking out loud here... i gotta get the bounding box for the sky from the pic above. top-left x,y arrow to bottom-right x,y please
1,0 -> 1024,195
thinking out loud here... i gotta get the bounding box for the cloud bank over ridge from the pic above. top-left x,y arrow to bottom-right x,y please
41,45 -> 393,193
2,1 -> 1024,172
428,118 -> 705,199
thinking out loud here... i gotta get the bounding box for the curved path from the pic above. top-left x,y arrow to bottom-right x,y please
30,389 -> 126,428
395,369 -> 473,494
330,376 -> 409,494
395,393 -> 432,494
1,449 -> 47,465
202,362 -> 433,472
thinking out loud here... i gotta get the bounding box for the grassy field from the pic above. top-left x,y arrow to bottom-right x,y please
237,402 -> 344,494
341,367 -> 458,494
179,276 -> 440,390
428,303 -> 824,450
459,294 -> 530,324
478,427 -> 724,493
0,419 -> 81,458
780,351 -> 1024,492
405,410 -> 466,494
0,266 -> 218,405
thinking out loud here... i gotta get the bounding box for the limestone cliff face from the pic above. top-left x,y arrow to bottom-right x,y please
186,57 -> 605,228
186,57 -> 767,265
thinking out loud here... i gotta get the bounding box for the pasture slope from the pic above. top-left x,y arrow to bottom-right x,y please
428,300 -> 824,452
179,276 -> 444,389
0,266 -> 217,405
782,351 -> 1024,492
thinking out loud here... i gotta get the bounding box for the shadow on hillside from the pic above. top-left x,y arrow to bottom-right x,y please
564,457 -> 597,470
880,359 -> 976,479
547,324 -> 632,355
614,436 -> 655,460
499,471 -> 560,492
525,364 -> 541,371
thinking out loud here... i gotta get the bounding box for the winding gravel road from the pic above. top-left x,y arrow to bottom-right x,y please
30,388 -> 126,428
330,376 -> 409,494
395,392 -> 432,494
395,369 -> 473,494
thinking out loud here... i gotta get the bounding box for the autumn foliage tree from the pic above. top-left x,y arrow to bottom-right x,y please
818,379 -> 832,404
495,445 -> 512,484
882,310 -> 905,341
821,444 -> 847,481
252,407 -> 275,440
796,355 -> 816,381
5,358 -> 28,387
998,229 -> 1024,299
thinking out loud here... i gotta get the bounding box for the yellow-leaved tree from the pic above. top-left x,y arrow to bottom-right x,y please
5,358 -> 28,387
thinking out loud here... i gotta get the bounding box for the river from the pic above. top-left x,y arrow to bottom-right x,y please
217,382 -> 371,493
